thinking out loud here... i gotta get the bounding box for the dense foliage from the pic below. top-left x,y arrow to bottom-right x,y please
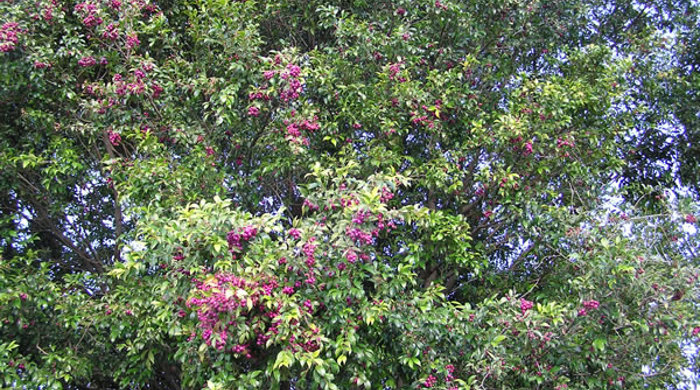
1,0 -> 698,388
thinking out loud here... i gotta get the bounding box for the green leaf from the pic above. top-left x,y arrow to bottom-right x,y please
491,334 -> 507,347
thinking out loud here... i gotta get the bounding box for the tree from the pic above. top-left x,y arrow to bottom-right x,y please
0,0 -> 698,388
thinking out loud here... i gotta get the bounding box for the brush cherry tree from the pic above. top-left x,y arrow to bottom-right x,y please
0,0 -> 698,388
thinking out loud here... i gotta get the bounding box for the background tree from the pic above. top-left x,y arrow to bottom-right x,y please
0,0 -> 698,388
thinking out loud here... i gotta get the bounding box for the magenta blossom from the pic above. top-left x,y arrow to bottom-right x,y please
583,300 -> 600,310
78,56 -> 97,67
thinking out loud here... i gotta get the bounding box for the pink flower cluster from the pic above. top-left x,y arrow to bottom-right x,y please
686,214 -> 697,224
151,83 -> 163,99
102,23 -> 119,40
578,299 -> 600,317
108,130 -> 121,146
227,225 -> 258,252
520,298 -> 533,314
557,137 -> 575,148
125,33 -> 140,49
288,228 -> 301,240
278,63 -> 304,102
303,199 -> 319,211
282,286 -> 294,295
352,210 -> 370,225
345,250 -> 357,264
74,2 -> 103,27
423,375 -> 437,388
346,227 -> 373,246
388,63 -> 406,82
78,56 -> 97,67
339,194 -> 360,208
187,273 -> 278,353
380,187 -> 394,203
302,237 -> 317,268
283,116 -> 319,145
0,22 -> 21,52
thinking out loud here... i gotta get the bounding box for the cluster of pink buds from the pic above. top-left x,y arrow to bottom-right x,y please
557,137 -> 575,148
74,2 -> 103,27
125,33 -> 140,49
578,299 -> 600,317
520,298 -> 534,314
107,130 -> 121,146
288,228 -> 302,240
388,63 -> 406,82
78,56 -> 97,67
0,22 -> 21,52
283,116 -> 319,145
187,273 -> 279,356
277,63 -> 303,102
346,227 -> 373,246
380,187 -> 394,203
227,225 -> 258,252
102,22 -> 119,40
423,375 -> 437,388
303,199 -> 319,211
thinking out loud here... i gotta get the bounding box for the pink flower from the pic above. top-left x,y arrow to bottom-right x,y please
692,327 -> 700,336
248,106 -> 260,117
108,131 -> 121,146
263,70 -> 275,80
288,228 -> 301,239
423,375 -> 437,388
380,187 -> 394,203
303,199 -> 318,211
685,214 -> 697,224
103,23 -> 119,40
286,123 -> 301,137
388,63 -> 402,80
583,300 -> 600,310
151,83 -> 163,98
126,33 -> 140,49
345,250 -> 357,264
78,56 -> 97,67
523,141 -> 533,156
287,64 -> 301,77
520,298 -> 533,314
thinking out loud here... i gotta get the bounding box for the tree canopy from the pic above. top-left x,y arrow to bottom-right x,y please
0,0 -> 698,388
